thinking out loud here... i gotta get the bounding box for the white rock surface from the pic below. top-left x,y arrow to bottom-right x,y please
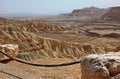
0,44 -> 18,61
81,52 -> 120,79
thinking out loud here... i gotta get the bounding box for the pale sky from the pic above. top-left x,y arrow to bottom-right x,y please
0,0 -> 120,15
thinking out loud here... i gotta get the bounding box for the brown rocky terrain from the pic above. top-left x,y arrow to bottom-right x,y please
102,7 -> 120,21
0,11 -> 120,79
0,17 -> 8,25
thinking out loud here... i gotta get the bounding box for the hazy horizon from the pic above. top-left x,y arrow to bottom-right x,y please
0,0 -> 120,16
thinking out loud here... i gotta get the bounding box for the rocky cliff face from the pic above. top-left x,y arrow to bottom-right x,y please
61,7 -> 109,19
102,7 -> 120,21
71,7 -> 108,17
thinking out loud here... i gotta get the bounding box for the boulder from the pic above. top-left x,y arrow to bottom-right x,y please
0,44 -> 18,61
81,52 -> 120,79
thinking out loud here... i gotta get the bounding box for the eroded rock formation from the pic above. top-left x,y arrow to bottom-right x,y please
0,44 -> 18,61
61,7 -> 109,19
102,7 -> 120,21
81,52 -> 120,79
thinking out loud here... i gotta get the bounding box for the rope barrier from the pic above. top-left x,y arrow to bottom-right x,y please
0,51 -> 81,67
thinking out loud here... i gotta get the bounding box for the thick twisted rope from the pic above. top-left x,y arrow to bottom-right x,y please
0,51 -> 81,67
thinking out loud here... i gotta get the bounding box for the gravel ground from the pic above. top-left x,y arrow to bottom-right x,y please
0,63 -> 42,79
7,58 -> 81,79
1,57 -> 120,79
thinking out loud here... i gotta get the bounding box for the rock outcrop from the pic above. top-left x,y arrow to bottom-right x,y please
61,7 -> 109,19
102,7 -> 120,21
0,44 -> 18,61
81,52 -> 120,79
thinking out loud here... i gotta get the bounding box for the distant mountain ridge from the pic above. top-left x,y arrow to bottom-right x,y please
60,7 -> 109,19
102,6 -> 120,21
